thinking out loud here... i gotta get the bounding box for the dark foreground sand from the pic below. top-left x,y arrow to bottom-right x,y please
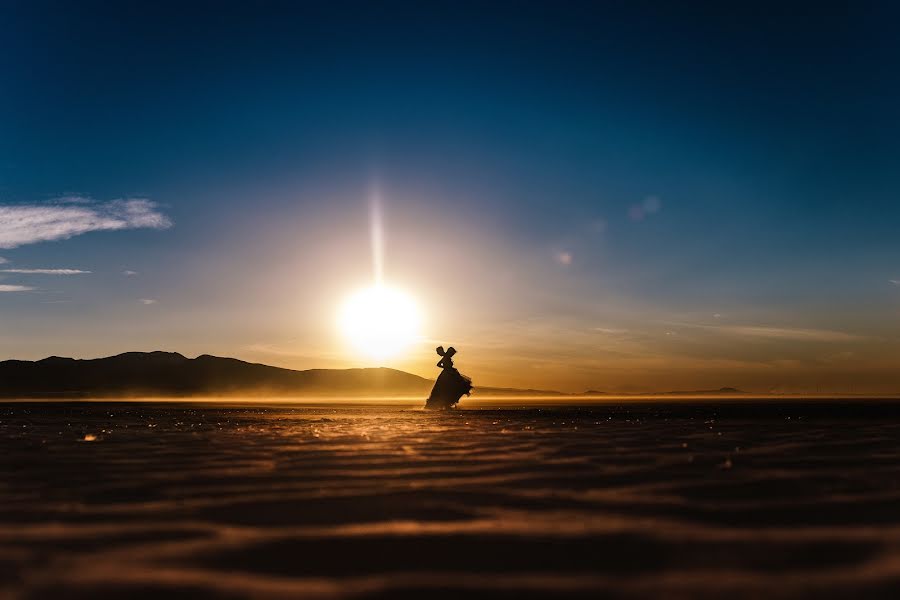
3,399 -> 900,599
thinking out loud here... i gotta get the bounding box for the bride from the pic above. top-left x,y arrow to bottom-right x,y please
424,346 -> 472,409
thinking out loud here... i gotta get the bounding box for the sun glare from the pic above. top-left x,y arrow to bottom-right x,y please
339,285 -> 421,361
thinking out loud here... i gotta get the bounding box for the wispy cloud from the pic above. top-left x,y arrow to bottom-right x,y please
0,284 -> 34,292
628,195 -> 662,222
718,325 -> 863,342
54,195 -> 93,204
0,269 -> 90,275
0,198 -> 172,249
890,280 -> 900,286
670,321 -> 865,342
122,270 -> 138,276
139,298 -> 157,305
593,326 -> 628,335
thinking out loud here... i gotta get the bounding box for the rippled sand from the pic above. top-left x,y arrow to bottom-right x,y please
3,399 -> 900,599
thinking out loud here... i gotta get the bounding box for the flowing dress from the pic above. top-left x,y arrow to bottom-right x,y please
425,366 -> 472,409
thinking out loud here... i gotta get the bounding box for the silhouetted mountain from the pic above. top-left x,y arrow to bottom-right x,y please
655,386 -> 746,395
579,387 -> 745,396
0,352 -> 746,399
0,352 -> 434,398
471,386 -> 566,397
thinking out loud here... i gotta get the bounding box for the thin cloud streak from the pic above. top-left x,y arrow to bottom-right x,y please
715,325 -> 864,342
670,322 -> 866,342
0,269 -> 90,275
0,284 -> 34,292
0,198 -> 172,249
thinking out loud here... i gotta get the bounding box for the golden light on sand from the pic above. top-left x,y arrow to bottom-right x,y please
339,285 -> 421,361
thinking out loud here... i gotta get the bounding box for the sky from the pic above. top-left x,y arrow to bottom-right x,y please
1,1 -> 899,393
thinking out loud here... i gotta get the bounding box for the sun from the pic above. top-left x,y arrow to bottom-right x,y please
338,285 -> 422,361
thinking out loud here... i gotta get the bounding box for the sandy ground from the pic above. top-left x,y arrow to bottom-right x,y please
3,399 -> 900,599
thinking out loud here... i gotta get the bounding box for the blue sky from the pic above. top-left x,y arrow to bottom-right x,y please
1,1 -> 898,392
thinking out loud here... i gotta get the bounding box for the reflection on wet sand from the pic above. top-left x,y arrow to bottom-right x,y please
3,400 -> 900,598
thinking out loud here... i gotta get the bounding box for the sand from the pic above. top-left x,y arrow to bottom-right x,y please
3,399 -> 900,599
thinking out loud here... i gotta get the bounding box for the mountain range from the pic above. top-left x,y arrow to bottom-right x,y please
0,352 -> 439,398
0,351 -> 745,399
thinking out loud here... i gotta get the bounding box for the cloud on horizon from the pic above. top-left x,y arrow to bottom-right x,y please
0,198 -> 172,249
1,269 -> 91,275
719,325 -> 864,342
671,321 -> 865,342
0,284 -> 34,292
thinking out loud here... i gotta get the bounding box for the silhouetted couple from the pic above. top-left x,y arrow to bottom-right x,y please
424,346 -> 472,409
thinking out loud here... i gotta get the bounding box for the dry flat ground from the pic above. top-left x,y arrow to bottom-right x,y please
3,399 -> 900,599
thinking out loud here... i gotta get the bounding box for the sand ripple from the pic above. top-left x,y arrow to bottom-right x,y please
3,400 -> 900,598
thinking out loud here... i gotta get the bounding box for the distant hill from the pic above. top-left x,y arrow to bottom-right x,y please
0,352 -> 745,399
0,352 -> 435,399
472,386 -> 567,397
583,387 -> 745,396
655,387 -> 746,395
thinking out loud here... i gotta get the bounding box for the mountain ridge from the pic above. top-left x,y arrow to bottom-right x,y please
0,352 -> 746,399
0,352 -> 435,398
